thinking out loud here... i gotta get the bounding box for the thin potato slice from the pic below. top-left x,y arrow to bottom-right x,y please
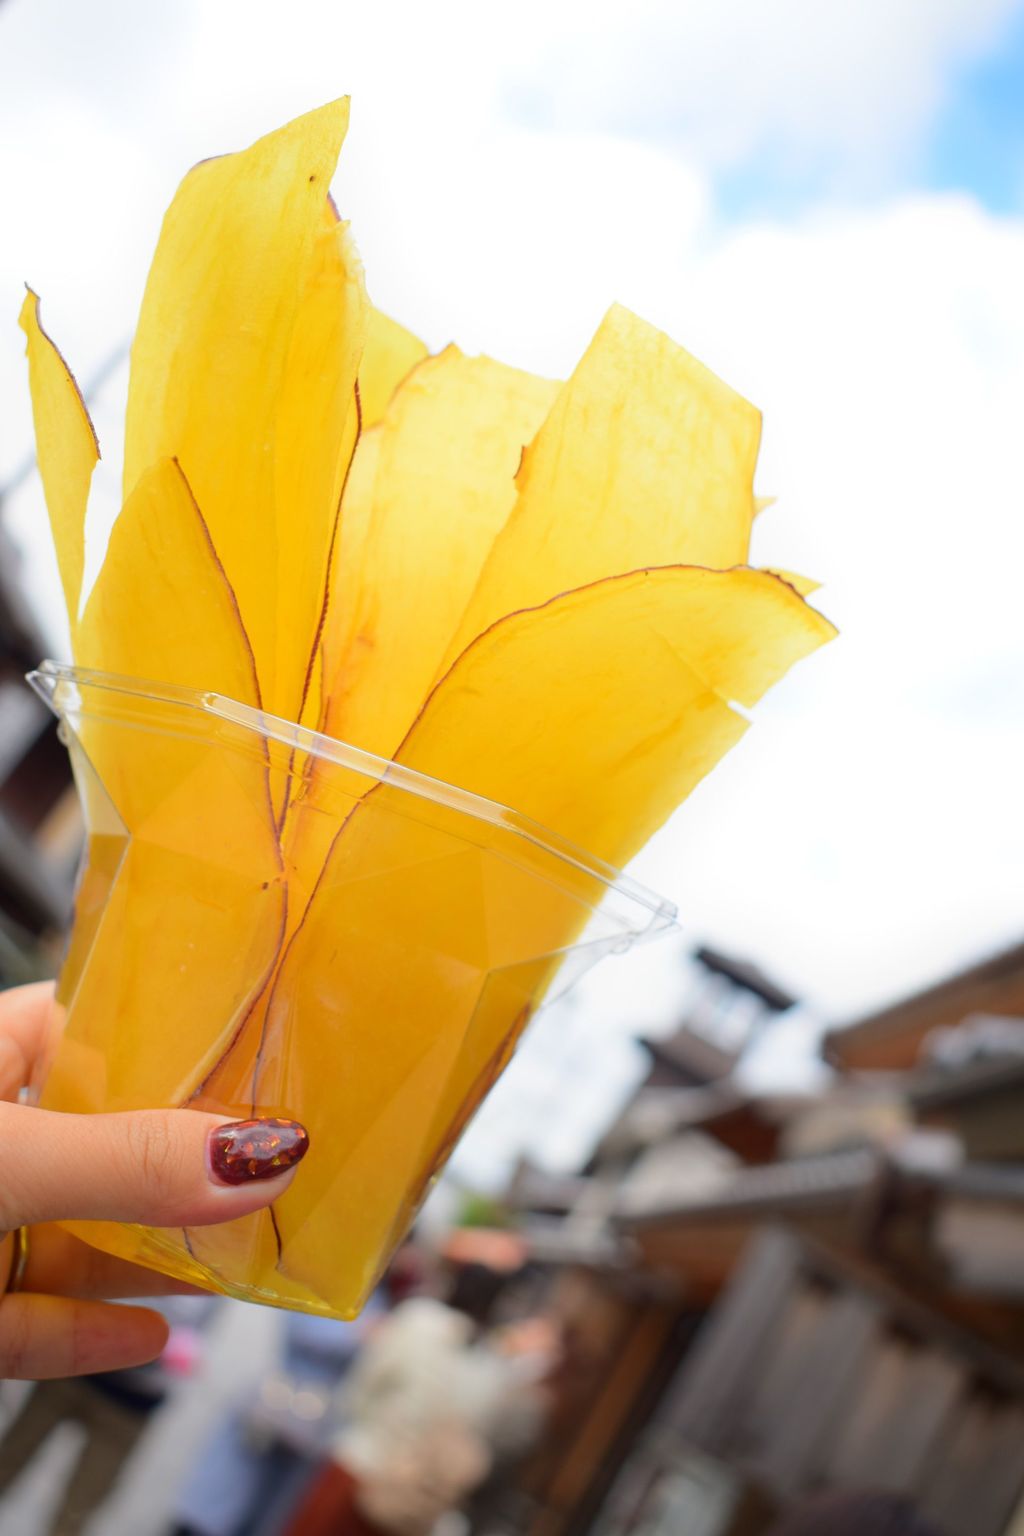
123,100 -> 355,716
307,304 -> 427,732
444,304 -> 762,668
359,307 -> 428,428
273,211 -> 368,728
317,427 -> 383,733
45,458 -> 284,1129
401,565 -> 836,870
75,456 -> 276,888
77,457 -> 261,708
279,426 -> 384,887
765,568 -> 821,597
18,288 -> 99,634
323,347 -> 558,758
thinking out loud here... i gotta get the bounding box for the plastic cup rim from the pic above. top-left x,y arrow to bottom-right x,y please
28,659 -> 679,942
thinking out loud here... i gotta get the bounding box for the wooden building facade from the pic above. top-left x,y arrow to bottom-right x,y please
482,941 -> 1024,1536
0,516 -> 78,984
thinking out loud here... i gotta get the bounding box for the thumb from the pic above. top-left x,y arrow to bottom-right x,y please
0,1103 -> 309,1232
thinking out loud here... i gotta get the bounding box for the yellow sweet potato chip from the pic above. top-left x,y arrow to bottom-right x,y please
21,98 -> 840,1320
18,288 -> 99,634
123,100 -> 357,719
323,347 -> 559,758
310,300 -> 429,720
443,304 -> 762,669
46,457 -> 284,1127
77,457 -> 261,708
303,425 -> 384,752
359,306 -> 428,428
401,565 -> 836,870
273,210 -> 368,728
765,568 -> 821,597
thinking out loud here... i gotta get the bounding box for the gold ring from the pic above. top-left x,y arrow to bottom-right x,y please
6,1227 -> 30,1294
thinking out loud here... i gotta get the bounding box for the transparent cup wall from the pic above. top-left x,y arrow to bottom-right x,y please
29,664 -> 676,1318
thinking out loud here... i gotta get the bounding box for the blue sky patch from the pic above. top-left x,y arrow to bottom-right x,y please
924,7 -> 1024,213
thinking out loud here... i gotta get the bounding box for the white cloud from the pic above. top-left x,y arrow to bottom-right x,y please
618,194 -> 1024,1018
169,0 -> 1024,197
497,0 -> 1024,192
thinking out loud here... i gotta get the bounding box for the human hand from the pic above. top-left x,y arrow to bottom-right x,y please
0,982 -> 309,1379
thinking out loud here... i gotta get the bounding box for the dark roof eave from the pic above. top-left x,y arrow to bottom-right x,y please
896,1159 -> 1024,1207
638,1031 -> 738,1084
519,1218 -> 638,1271
823,940 -> 1024,1064
695,945 -> 798,1011
615,1149 -> 881,1231
908,1054 -> 1024,1113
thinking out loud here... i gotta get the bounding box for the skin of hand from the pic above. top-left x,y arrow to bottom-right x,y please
0,982 -> 309,1381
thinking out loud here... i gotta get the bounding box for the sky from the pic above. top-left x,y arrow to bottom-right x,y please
1,0 -> 1023,1180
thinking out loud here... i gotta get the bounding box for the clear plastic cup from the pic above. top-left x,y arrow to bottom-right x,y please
28,661 -> 676,1318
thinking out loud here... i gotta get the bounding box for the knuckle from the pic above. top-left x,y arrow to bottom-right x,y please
121,1113 -> 187,1222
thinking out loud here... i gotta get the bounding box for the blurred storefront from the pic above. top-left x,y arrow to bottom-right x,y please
470,941 -> 1024,1536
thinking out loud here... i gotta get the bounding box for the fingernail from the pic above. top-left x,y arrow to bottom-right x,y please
207,1118 -> 310,1186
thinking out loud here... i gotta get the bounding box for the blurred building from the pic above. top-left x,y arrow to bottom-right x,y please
0,508 -> 79,985
822,941 -> 1024,1074
472,940 -> 1024,1536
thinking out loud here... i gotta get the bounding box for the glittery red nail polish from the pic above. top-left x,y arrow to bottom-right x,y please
208,1118 -> 309,1185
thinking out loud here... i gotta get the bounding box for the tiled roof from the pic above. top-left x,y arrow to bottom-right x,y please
616,1148 -> 880,1228
824,940 -> 1024,1070
695,944 -> 797,1011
